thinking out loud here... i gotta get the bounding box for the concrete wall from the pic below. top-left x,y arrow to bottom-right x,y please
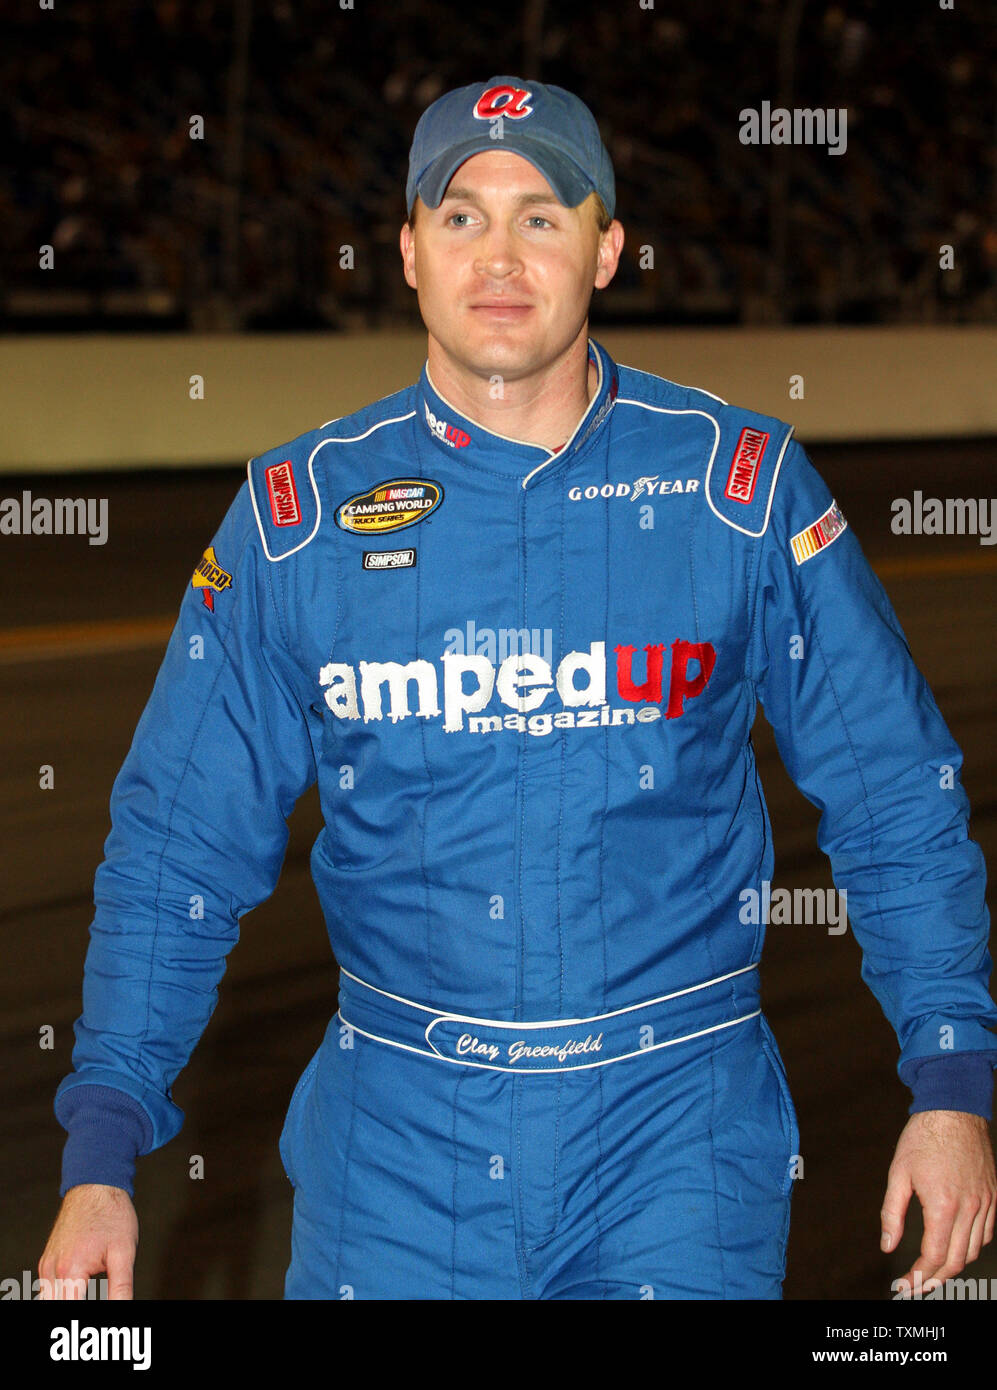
2,325 -> 993,473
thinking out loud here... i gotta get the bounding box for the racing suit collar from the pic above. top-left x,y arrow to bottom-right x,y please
417,336 -> 619,485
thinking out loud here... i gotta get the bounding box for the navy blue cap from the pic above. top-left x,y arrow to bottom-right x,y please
406,75 -> 616,219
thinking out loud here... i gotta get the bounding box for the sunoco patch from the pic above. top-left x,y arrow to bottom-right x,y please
336,478 -> 443,535
363,548 -> 416,570
191,545 -> 232,612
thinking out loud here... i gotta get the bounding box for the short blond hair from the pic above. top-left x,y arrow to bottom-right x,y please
588,194 -> 613,233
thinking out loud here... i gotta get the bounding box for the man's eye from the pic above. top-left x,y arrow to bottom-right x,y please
448,213 -> 471,227
526,216 -> 551,228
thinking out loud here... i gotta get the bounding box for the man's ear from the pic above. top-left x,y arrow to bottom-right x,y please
594,220 -> 625,292
400,221 -> 417,290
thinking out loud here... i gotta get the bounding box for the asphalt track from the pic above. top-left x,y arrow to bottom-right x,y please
2,437 -> 996,1302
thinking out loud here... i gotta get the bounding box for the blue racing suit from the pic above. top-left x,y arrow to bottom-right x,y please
55,337 -> 997,1299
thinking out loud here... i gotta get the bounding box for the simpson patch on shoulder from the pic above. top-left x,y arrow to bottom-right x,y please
248,448 -> 321,561
791,500 -> 847,565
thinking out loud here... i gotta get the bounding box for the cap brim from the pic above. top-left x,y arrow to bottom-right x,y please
411,136 -> 595,213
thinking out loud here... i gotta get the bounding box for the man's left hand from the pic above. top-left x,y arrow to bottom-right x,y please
881,1109 -> 997,1294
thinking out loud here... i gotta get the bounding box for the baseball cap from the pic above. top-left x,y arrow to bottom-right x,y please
406,75 -> 616,220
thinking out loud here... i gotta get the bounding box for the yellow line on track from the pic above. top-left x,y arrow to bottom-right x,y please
871,551 -> 997,579
0,551 -> 993,664
0,616 -> 174,663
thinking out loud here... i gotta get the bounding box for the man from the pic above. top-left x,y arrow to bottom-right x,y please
42,76 -> 997,1300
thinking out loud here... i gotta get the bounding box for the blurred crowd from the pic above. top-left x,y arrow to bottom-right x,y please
2,0 -> 993,330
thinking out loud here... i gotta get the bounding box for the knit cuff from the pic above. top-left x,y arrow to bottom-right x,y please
56,1084 -> 153,1197
901,1052 -> 995,1121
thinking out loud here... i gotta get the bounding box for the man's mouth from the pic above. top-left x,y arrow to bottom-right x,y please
469,301 -> 533,318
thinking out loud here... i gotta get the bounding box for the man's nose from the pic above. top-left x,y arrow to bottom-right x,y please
474,224 -> 523,278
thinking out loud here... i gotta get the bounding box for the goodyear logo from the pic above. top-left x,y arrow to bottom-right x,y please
191,545 -> 232,612
336,478 -> 443,535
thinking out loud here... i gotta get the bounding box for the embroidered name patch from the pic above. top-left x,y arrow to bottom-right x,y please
791,500 -> 847,564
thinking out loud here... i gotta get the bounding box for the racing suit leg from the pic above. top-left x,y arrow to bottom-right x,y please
280,1014 -> 796,1300
522,1016 -> 797,1300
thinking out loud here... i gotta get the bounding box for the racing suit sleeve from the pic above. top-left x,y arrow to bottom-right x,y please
54,479 -> 320,1192
748,440 -> 997,1115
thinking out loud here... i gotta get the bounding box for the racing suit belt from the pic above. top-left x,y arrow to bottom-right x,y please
336,963 -> 762,1073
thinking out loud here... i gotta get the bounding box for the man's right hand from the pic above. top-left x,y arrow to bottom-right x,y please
38,1184 -> 138,1300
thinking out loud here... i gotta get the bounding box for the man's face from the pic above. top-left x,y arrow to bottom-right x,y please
400,149 -> 622,385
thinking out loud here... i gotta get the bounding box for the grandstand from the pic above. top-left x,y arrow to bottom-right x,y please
3,0 -> 993,331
